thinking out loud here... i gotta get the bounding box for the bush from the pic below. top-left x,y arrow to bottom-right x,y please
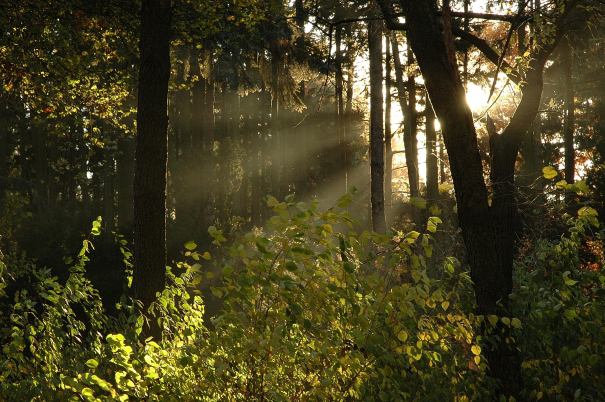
0,197 -> 603,401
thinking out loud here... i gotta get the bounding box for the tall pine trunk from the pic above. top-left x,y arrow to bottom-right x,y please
404,46 -> 420,200
563,38 -> 575,184
425,95 -> 438,202
368,20 -> 386,233
385,34 -> 393,216
132,0 -> 171,338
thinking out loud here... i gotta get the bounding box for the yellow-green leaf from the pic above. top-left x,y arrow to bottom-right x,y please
542,166 -> 558,180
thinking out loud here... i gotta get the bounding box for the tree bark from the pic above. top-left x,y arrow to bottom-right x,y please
398,0 -> 577,395
385,34 -> 393,216
404,46 -> 420,200
368,19 -> 386,233
391,35 -> 419,200
402,0 -> 515,393
116,137 -> 135,233
562,38 -> 575,184
132,0 -> 171,338
425,96 -> 439,202
335,18 -> 347,195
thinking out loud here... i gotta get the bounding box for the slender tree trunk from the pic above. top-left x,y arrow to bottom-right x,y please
295,0 -> 306,100
0,104 -> 11,209
270,46 -> 283,198
563,38 -> 575,184
425,95 -> 439,202
132,0 -> 171,337
404,46 -> 420,200
116,137 -> 135,233
368,20 -> 386,233
335,19 -> 346,195
103,150 -> 116,235
391,35 -> 420,201
385,34 -> 393,216
439,130 -> 446,183
31,123 -> 50,211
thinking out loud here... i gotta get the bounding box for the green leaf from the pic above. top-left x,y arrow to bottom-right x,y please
542,166 -> 558,180
184,241 -> 197,251
487,315 -> 499,327
578,206 -> 598,218
85,358 -> 98,369
397,330 -> 409,342
427,216 -> 442,233
511,318 -> 522,329
81,387 -> 94,399
471,345 -> 481,355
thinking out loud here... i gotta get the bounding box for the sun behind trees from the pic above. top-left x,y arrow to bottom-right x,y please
1,0 -> 605,400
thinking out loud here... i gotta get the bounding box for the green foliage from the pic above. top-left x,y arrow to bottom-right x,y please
513,210 -> 605,401
1,199 -> 604,401
0,198 -> 486,401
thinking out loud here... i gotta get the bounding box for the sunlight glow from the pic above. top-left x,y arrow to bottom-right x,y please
465,82 -> 490,113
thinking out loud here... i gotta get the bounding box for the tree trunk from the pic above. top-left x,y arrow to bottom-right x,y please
403,0 -> 516,393
399,0 -> 576,394
425,96 -> 439,202
404,46 -> 420,200
132,0 -> 171,338
270,45 -> 283,198
562,38 -> 575,184
368,19 -> 386,233
391,35 -> 420,201
335,19 -> 346,195
385,34 -> 393,216
116,137 -> 135,233
103,151 -> 115,235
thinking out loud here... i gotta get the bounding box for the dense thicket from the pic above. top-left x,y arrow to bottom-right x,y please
1,0 -> 605,400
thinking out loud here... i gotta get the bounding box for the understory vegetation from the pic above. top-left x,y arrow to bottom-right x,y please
1,192 -> 603,401
3,0 -> 605,400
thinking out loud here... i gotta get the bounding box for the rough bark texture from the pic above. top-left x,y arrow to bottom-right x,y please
132,0 -> 171,338
368,19 -> 386,233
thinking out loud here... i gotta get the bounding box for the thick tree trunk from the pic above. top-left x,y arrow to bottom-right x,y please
368,19 -> 386,233
132,0 -> 171,337
403,0 -> 517,393
399,0 -> 576,394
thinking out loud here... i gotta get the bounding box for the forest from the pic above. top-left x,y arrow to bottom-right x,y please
1,0 -> 605,400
